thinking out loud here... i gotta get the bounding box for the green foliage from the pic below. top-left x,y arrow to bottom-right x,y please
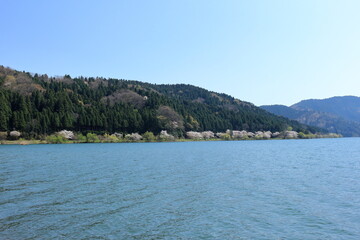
0,92 -> 11,131
46,134 -> 66,144
298,132 -> 306,139
241,135 -> 249,140
102,133 -> 119,143
185,115 -> 200,130
86,133 -> 100,143
142,131 -> 156,142
0,132 -> 7,140
298,132 -> 316,139
75,133 -> 87,143
0,66 -> 323,137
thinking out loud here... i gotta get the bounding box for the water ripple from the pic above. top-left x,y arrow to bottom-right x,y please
1,139 -> 360,239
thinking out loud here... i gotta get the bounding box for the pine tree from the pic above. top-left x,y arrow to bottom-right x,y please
0,92 -> 11,131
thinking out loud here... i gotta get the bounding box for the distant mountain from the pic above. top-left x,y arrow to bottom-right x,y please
260,105 -> 305,119
0,65 -> 321,138
261,96 -> 360,137
292,96 -> 360,123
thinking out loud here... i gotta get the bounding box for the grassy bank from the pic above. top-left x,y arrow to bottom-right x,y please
0,135 -> 342,145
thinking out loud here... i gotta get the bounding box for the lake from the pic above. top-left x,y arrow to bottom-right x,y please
1,138 -> 360,239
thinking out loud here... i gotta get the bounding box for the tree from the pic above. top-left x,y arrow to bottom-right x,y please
142,131 -> 156,142
86,133 -> 100,143
0,92 -> 11,131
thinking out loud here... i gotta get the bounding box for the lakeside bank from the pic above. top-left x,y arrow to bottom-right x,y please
0,133 -> 342,145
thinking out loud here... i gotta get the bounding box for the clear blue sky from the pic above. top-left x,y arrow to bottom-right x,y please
1,0 -> 359,106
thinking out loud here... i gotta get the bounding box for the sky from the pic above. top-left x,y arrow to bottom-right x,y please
1,0 -> 360,106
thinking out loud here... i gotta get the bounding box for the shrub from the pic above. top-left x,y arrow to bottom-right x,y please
9,131 -> 21,140
298,132 -> 307,139
102,133 -> 119,143
74,133 -> 87,143
46,134 -> 66,144
0,132 -> 7,140
159,130 -> 175,141
142,131 -> 156,142
58,130 -> 74,140
220,133 -> 231,141
86,133 -> 100,143
125,133 -> 143,142
186,131 -> 202,140
202,131 -> 215,139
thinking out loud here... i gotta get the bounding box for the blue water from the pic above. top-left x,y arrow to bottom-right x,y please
1,138 -> 360,239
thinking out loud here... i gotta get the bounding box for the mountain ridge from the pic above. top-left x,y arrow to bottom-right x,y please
261,96 -> 360,137
291,96 -> 360,123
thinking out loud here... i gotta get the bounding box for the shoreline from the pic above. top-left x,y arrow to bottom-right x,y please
0,136 -> 343,145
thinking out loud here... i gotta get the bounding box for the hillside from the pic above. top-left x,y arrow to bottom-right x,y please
292,96 -> 360,123
261,101 -> 360,137
0,66 -> 322,138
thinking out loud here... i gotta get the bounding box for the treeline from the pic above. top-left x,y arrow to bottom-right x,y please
0,66 -> 323,139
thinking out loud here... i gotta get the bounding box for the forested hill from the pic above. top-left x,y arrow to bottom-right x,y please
0,66 -> 321,138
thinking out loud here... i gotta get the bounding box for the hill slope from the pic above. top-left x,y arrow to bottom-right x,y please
262,99 -> 360,137
292,96 -> 360,123
0,66 -> 322,138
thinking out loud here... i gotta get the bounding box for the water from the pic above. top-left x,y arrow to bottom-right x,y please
1,138 -> 360,239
